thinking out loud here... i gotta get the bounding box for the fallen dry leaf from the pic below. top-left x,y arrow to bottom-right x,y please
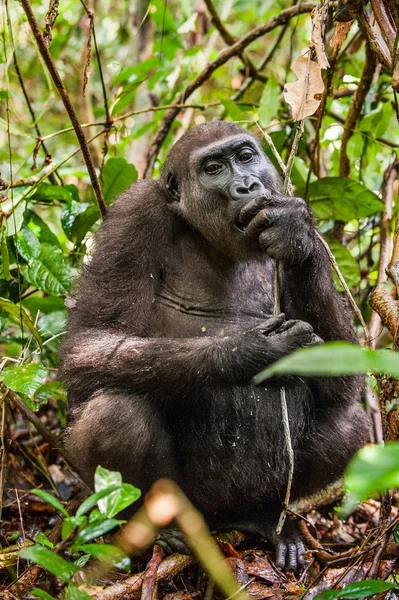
330,21 -> 352,50
283,56 -> 324,121
311,8 -> 330,69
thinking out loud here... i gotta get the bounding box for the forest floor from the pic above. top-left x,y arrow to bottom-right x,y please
1,405 -> 398,600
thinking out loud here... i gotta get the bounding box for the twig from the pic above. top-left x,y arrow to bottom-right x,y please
274,121 -> 305,535
20,0 -> 106,218
4,386 -> 91,493
203,0 -> 266,82
144,2 -> 317,177
140,545 -> 164,600
339,44 -> 376,178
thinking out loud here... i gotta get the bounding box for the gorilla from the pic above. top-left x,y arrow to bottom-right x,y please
60,121 -> 369,571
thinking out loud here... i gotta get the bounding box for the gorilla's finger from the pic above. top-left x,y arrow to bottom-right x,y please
274,541 -> 287,570
244,209 -> 279,239
286,542 -> 298,572
239,194 -> 273,225
258,313 -> 285,334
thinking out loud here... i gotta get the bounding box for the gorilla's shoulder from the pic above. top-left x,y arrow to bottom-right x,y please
106,179 -> 168,221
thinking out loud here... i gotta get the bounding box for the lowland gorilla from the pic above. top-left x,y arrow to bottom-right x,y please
61,121 -> 369,571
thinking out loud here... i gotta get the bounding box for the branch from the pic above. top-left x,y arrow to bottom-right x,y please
339,44 -> 376,178
20,0 -> 107,218
143,2 -> 317,177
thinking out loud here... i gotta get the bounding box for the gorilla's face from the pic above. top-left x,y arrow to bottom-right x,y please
174,133 -> 282,258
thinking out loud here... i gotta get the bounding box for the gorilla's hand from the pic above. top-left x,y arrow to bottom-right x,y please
239,193 -> 315,263
239,316 -> 322,379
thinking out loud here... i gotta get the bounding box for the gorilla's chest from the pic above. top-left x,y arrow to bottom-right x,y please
152,242 -> 275,337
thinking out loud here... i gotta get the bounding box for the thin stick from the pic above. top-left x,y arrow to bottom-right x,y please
20,0 -> 106,218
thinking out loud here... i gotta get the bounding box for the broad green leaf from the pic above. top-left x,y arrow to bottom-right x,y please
258,76 -> 280,126
61,201 -> 88,240
103,158 -> 138,205
71,205 -> 100,245
0,297 -> 42,347
30,489 -> 69,517
94,466 -> 141,518
30,184 -> 74,204
76,485 -> 120,517
62,515 -> 87,540
0,363 -> 47,397
252,342 -> 399,384
221,100 -> 246,121
342,443 -> 399,514
74,518 -> 123,545
31,589 -> 57,600
16,226 -> 41,260
19,545 -> 78,582
80,543 -> 130,570
24,209 -> 61,248
308,177 -> 383,221
327,238 -> 359,290
314,580 -> 397,599
22,244 -> 72,296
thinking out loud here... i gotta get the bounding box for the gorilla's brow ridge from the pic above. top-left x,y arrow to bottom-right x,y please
191,135 -> 259,164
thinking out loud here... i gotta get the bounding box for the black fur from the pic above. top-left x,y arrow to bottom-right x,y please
60,122 -> 369,570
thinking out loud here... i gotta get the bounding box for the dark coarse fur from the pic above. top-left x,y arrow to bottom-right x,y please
60,121 -> 369,568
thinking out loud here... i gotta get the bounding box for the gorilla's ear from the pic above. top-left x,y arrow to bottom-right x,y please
166,173 -> 180,202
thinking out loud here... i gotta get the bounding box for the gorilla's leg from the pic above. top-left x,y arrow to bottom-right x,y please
65,391 -> 178,491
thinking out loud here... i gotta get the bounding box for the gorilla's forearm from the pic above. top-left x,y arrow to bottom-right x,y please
61,329 -> 269,396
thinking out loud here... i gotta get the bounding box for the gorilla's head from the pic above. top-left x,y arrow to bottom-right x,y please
160,121 -> 282,258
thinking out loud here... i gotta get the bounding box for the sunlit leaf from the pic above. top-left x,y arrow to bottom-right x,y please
80,543 -> 130,570
252,342 -> 399,384
259,76 -> 280,126
314,580 -> 397,599
103,158 -> 137,205
19,545 -> 78,582
308,177 -> 383,221
342,443 -> 399,514
30,489 -> 69,517
0,297 -> 42,347
22,244 -> 72,296
94,465 -> 141,518
0,363 -> 47,397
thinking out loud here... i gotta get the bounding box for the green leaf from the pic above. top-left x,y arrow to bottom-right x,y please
24,209 -> 61,248
308,177 -> 383,221
16,226 -> 41,260
19,545 -> 78,583
31,588 -> 58,600
258,76 -> 280,126
22,244 -> 72,296
0,297 -> 42,348
62,515 -> 87,540
80,543 -> 130,570
30,184 -> 74,204
327,238 -> 359,290
220,100 -> 246,121
103,158 -> 137,205
314,580 -> 397,599
252,342 -> 399,384
94,466 -> 141,518
30,489 -> 69,517
76,485 -> 120,517
74,518 -> 123,545
0,225 -> 11,280
0,364 -> 47,397
71,205 -> 100,245
35,532 -> 54,549
342,443 -> 399,514
65,587 -> 91,600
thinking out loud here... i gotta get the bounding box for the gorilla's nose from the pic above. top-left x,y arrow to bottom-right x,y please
230,177 -> 263,201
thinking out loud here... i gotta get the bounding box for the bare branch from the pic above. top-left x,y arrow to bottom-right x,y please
20,0 -> 107,218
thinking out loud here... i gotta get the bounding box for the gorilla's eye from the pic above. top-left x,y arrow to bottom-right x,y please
238,150 -> 253,163
204,161 -> 222,175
